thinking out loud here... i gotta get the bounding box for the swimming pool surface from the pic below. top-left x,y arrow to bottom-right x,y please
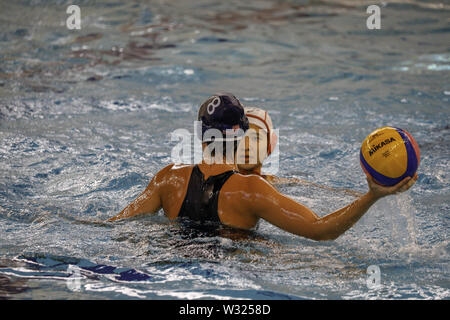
0,0 -> 449,299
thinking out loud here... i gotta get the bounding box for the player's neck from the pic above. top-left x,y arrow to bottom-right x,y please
240,165 -> 262,176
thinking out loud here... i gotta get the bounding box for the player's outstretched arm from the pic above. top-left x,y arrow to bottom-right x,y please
107,165 -> 175,221
248,173 -> 417,241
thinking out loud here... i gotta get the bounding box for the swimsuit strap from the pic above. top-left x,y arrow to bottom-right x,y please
178,165 -> 236,223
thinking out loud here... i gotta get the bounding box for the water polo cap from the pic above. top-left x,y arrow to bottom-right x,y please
244,107 -> 278,156
198,92 -> 249,142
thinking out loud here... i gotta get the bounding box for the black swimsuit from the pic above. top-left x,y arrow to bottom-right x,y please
178,165 -> 236,224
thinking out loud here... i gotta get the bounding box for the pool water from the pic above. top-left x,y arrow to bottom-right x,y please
0,0 -> 449,299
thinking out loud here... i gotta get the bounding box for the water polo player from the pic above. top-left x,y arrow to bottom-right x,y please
107,93 -> 417,241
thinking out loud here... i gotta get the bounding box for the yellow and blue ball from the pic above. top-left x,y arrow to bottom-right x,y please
360,127 -> 420,186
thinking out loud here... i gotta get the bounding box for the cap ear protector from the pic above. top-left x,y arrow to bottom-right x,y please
246,113 -> 277,156
269,130 -> 278,156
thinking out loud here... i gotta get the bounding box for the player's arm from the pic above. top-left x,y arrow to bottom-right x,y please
264,174 -> 364,197
248,173 -> 417,241
107,164 -> 173,221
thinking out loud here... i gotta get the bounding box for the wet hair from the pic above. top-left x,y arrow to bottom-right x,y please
204,139 -> 239,158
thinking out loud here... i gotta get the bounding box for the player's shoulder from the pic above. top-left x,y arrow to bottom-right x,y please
230,172 -> 274,190
156,163 -> 194,179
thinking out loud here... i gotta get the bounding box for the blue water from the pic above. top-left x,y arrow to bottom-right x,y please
0,0 -> 449,299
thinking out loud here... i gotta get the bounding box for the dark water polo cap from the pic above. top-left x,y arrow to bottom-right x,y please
197,92 -> 249,142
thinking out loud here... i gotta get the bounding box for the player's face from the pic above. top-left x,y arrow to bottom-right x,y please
237,123 -> 268,171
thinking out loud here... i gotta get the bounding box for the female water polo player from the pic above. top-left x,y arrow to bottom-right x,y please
107,93 -> 417,241
237,107 -> 363,197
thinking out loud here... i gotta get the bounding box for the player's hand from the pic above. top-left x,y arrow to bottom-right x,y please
366,172 -> 418,199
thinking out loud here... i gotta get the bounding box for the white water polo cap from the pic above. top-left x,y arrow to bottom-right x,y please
244,107 -> 278,156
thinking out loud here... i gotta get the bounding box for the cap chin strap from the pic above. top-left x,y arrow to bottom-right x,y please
246,113 -> 277,156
